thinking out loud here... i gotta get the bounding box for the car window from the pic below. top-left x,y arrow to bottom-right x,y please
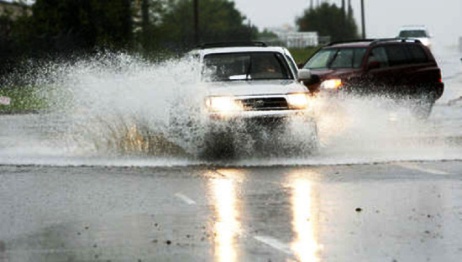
304,49 -> 334,69
385,45 -> 410,66
399,30 -> 428,38
368,47 -> 389,68
330,48 -> 366,68
203,52 -> 291,82
330,49 -> 354,68
304,48 -> 366,69
406,44 -> 429,63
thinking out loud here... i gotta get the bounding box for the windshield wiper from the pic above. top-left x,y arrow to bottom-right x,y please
245,59 -> 252,80
326,51 -> 339,69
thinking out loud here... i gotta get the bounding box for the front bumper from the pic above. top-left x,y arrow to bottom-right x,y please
208,109 -> 312,120
205,109 -> 315,132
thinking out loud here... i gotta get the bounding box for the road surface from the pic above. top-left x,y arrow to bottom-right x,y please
1,161 -> 462,262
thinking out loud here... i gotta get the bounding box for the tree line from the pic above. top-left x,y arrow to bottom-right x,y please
0,0 -> 358,68
297,2 -> 358,43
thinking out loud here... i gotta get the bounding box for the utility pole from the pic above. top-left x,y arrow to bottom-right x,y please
193,0 -> 199,45
347,0 -> 351,17
361,0 -> 366,38
141,0 -> 149,47
341,0 -> 345,40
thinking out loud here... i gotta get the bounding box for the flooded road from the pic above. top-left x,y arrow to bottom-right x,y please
0,47 -> 462,261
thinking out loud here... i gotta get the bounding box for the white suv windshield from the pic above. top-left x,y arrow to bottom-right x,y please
202,52 -> 292,81
399,30 -> 428,38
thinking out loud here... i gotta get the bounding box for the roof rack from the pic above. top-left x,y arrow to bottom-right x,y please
370,37 -> 422,45
197,41 -> 268,49
326,39 -> 376,46
326,38 -> 422,47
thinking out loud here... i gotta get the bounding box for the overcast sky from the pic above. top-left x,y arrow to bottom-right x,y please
232,0 -> 462,48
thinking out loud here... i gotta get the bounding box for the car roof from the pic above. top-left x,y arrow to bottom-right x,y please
323,38 -> 424,48
399,25 -> 428,31
325,40 -> 372,48
189,43 -> 289,57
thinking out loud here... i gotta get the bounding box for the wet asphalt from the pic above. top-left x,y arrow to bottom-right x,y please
1,162 -> 462,262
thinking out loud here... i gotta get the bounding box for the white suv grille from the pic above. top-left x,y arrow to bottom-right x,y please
240,97 -> 289,111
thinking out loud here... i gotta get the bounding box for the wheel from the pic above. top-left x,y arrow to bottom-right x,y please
411,91 -> 436,120
199,126 -> 236,160
300,119 -> 320,155
277,117 -> 319,156
167,105 -> 204,155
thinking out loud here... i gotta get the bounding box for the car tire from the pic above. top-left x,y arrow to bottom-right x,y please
301,120 -> 320,155
411,91 -> 436,120
200,127 -> 236,160
279,118 -> 319,157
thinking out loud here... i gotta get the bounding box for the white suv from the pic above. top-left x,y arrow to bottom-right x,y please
398,25 -> 432,48
181,42 -> 318,158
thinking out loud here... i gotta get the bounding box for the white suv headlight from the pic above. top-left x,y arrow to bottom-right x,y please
205,96 -> 243,113
286,93 -> 310,109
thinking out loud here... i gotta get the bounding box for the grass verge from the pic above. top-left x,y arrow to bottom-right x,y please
0,87 -> 48,113
288,46 -> 320,66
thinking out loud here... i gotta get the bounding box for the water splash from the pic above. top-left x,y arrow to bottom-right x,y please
0,51 -> 461,167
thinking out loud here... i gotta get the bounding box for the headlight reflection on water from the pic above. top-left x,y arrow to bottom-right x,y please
289,174 -> 322,262
207,169 -> 323,262
209,175 -> 242,262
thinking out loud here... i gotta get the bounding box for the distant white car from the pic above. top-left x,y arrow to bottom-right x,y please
398,25 -> 432,48
176,42 -> 318,158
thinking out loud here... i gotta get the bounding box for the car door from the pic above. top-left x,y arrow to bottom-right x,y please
364,45 -> 397,95
365,44 -> 418,97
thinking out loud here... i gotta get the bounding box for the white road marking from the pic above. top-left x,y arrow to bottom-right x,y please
395,162 -> 450,175
253,235 -> 293,255
174,193 -> 196,205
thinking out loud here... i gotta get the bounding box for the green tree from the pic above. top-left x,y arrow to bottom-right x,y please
157,0 -> 257,51
14,0 -> 133,55
257,29 -> 278,41
6,0 -> 258,59
296,3 -> 358,42
132,0 -> 175,57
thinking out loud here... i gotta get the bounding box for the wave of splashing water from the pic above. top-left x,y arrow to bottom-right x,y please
311,95 -> 462,166
0,53 -> 209,165
1,52 -> 462,167
47,53 -> 209,157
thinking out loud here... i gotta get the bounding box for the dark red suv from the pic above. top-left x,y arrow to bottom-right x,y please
300,38 -> 444,118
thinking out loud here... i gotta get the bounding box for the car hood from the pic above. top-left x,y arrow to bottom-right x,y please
203,80 -> 307,97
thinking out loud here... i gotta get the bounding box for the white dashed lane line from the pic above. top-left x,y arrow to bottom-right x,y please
253,235 -> 293,255
394,162 -> 450,175
174,194 -> 297,258
174,193 -> 197,205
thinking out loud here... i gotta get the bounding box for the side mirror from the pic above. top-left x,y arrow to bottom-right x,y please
298,69 -> 320,86
298,69 -> 312,81
367,61 -> 380,71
